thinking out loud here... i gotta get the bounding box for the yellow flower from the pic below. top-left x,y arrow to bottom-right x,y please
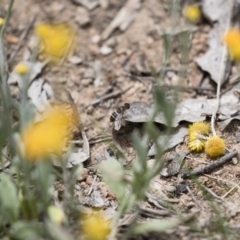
48,205 -> 65,225
188,122 -> 209,152
14,62 -> 29,75
183,5 -> 201,24
224,28 -> 240,60
188,139 -> 205,152
0,17 -> 4,26
22,106 -> 74,160
188,122 -> 209,136
35,22 -> 75,61
81,212 -> 111,240
205,135 -> 225,158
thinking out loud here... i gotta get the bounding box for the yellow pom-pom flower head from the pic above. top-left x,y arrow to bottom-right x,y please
81,211 -> 111,240
35,22 -> 75,61
14,62 -> 29,75
188,122 -> 210,152
183,5 -> 201,24
224,28 -> 240,60
205,135 -> 225,158
188,122 -> 209,136
21,106 -> 75,161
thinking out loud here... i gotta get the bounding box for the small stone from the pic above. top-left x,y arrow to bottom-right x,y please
165,185 -> 176,192
86,176 -> 93,185
68,56 -> 82,65
160,167 -> 169,177
91,35 -> 101,44
75,7 -> 90,27
100,45 -> 113,55
232,157 -> 238,165
77,168 -> 88,181
84,68 -> 95,79
89,44 -> 99,55
171,75 -> 179,85
80,181 -> 87,188
82,78 -> 93,86
86,105 -> 93,114
105,37 -> 117,47
166,71 -> 176,79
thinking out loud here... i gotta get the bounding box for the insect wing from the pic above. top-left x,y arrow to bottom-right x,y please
113,114 -> 123,131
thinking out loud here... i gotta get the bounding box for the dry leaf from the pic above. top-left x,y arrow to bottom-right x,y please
101,0 -> 141,40
148,125 -> 188,156
28,78 -> 54,112
71,0 -> 99,10
195,0 -> 232,84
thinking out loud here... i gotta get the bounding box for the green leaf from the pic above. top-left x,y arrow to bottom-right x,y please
20,196 -> 38,220
10,221 -> 43,240
46,220 -> 74,240
0,173 -> 19,224
99,160 -> 126,201
132,131 -> 148,169
132,218 -> 181,234
35,160 -> 53,208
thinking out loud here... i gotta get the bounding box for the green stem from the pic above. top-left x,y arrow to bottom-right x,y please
0,0 -> 15,155
0,0 -> 15,37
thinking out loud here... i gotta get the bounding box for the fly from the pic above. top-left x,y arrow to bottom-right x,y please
110,103 -> 130,131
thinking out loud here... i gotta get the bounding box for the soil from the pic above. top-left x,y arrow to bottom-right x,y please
2,0 -> 240,239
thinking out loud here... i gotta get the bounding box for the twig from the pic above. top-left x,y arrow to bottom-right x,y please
210,0 -> 234,136
222,183 -> 240,199
8,16 -> 36,63
204,174 -> 240,199
186,185 -> 202,210
204,174 -> 239,187
87,175 -> 96,196
201,185 -> 223,202
70,136 -> 112,145
182,150 -> 238,178
140,207 -> 172,218
83,85 -> 132,109
155,84 -> 214,93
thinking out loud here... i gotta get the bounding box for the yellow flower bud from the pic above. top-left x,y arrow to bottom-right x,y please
205,136 -> 225,158
224,28 -> 240,60
183,5 -> 201,24
48,205 -> 65,225
14,62 -> 29,75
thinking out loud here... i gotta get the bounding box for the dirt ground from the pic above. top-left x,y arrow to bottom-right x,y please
3,0 -> 240,239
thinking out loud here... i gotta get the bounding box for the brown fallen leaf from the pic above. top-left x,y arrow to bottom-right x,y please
101,0 -> 142,40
